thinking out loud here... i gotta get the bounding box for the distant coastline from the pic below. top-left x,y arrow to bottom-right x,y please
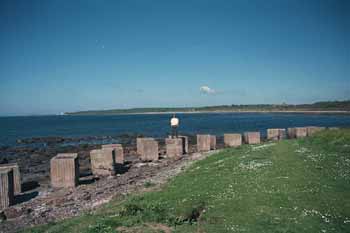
65,100 -> 350,116
65,110 -> 350,116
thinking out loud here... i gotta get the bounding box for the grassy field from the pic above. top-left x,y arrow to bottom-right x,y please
23,129 -> 350,233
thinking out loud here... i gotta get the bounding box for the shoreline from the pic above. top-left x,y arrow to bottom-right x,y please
1,110 -> 350,118
65,110 -> 350,116
0,135 -> 201,232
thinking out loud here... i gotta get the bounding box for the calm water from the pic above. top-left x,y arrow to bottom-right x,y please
1,113 -> 350,147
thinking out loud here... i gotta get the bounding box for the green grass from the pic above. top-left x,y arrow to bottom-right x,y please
143,181 -> 156,188
23,129 -> 350,233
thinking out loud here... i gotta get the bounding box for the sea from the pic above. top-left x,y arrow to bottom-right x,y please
1,112 -> 350,147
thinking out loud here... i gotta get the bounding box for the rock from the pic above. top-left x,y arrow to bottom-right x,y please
4,207 -> 24,219
81,193 -> 91,201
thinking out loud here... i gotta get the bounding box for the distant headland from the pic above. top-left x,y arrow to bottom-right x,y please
65,100 -> 350,115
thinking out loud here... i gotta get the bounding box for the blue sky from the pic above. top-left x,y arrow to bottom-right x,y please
0,0 -> 349,116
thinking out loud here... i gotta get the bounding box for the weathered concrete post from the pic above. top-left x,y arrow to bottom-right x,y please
224,134 -> 242,147
136,138 -> 143,156
0,163 -> 21,194
50,153 -> 79,188
287,128 -> 296,138
140,139 -> 159,161
210,135 -> 216,150
137,138 -> 155,156
90,149 -> 115,176
295,127 -> 307,138
278,129 -> 286,140
288,127 -> 308,138
267,129 -> 286,141
178,136 -> 189,154
102,144 -> 124,164
0,169 -> 14,210
244,132 -> 261,144
197,134 -> 211,152
165,138 -> 183,158
306,126 -> 325,136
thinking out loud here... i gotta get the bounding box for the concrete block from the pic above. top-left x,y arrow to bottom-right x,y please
244,132 -> 261,144
0,163 -> 21,194
288,127 -> 308,138
0,169 -> 14,210
287,128 -> 296,138
278,129 -> 286,140
140,140 -> 159,161
267,129 -> 286,141
224,134 -> 242,147
178,136 -> 189,154
165,138 -> 183,158
307,126 -> 326,136
210,135 -> 216,150
197,134 -> 211,152
90,149 -> 115,176
295,127 -> 307,138
102,144 -> 124,164
50,153 -> 79,188
137,138 -> 155,156
114,146 -> 124,164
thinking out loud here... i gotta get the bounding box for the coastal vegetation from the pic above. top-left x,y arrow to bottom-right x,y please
65,100 -> 350,115
23,129 -> 350,232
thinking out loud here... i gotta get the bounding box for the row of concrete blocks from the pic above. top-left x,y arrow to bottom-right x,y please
222,126 -> 328,148
0,153 -> 89,210
0,126 -> 329,210
286,126 -> 327,139
136,132 -> 260,160
49,137 -> 189,191
4,127 -> 326,189
223,132 -> 260,147
49,136 -> 189,191
0,137 -> 185,207
137,136 -> 189,161
51,144 -> 125,189
0,136 -> 188,210
137,134 -> 216,159
267,126 -> 327,140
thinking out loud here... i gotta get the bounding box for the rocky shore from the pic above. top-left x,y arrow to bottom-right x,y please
0,134 -> 222,232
